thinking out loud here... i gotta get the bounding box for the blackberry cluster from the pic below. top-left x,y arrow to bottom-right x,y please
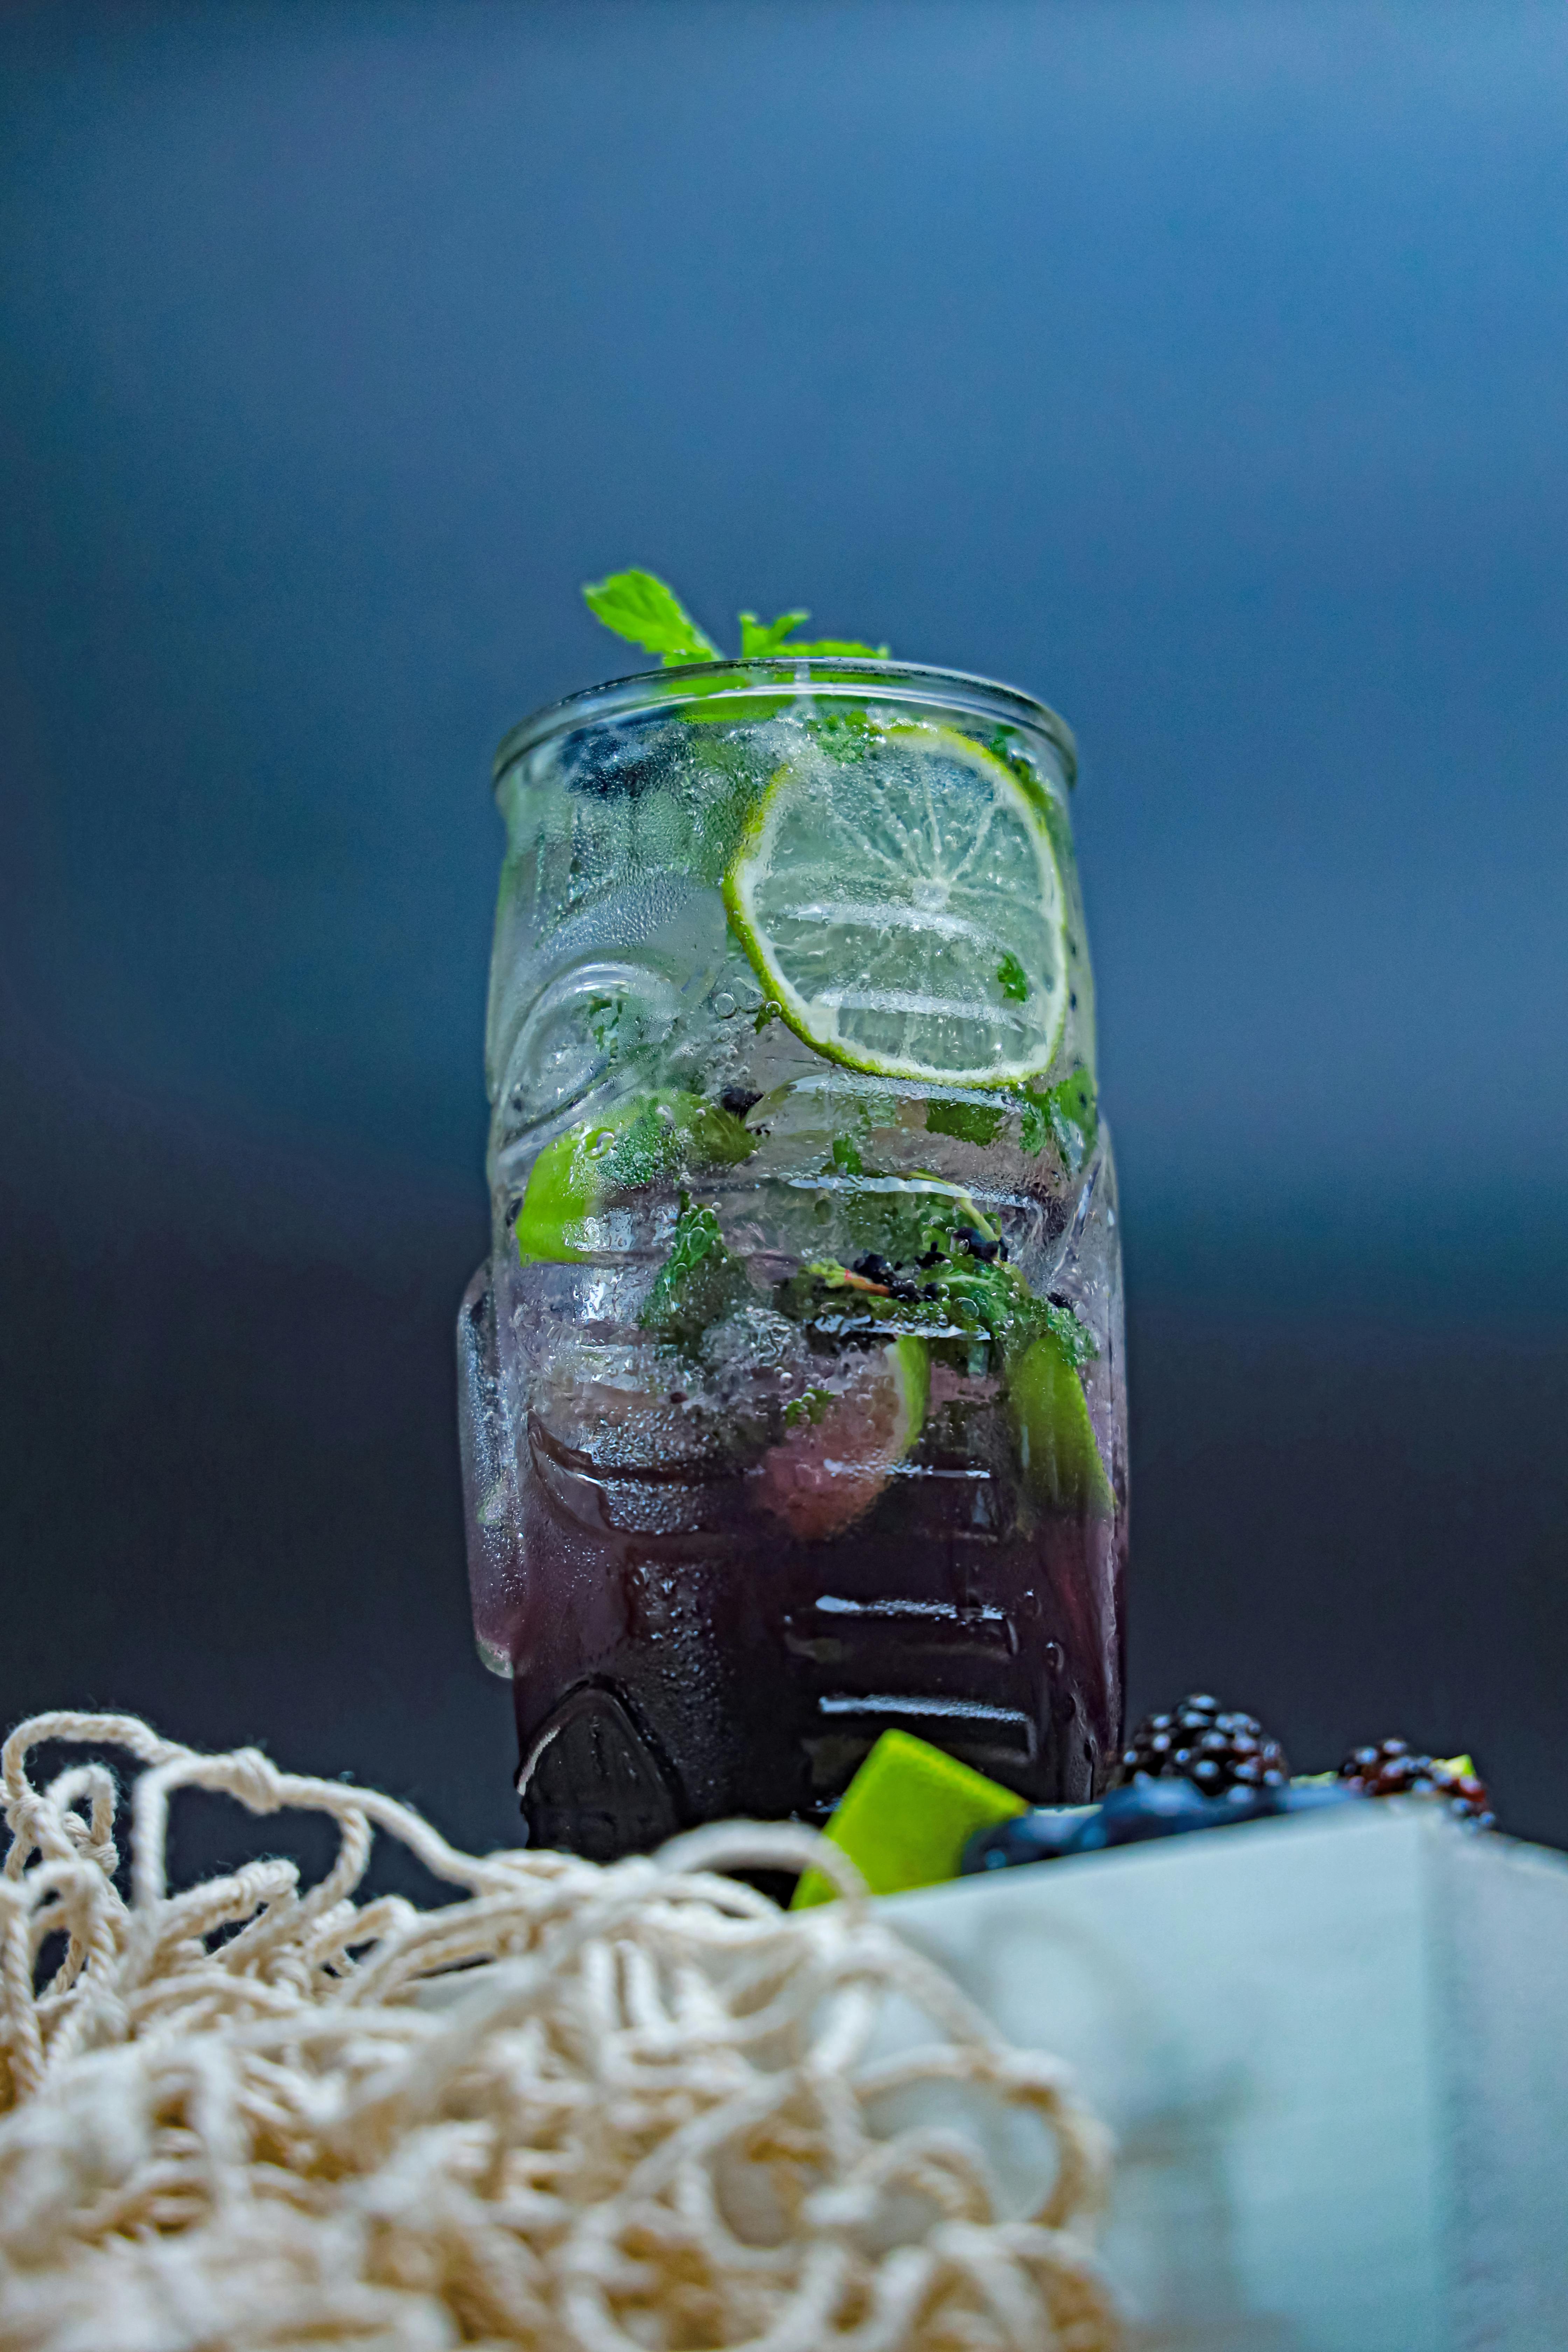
1338,1739 -> 1494,1828
850,1252 -> 925,1303
1116,1693 -> 1290,1798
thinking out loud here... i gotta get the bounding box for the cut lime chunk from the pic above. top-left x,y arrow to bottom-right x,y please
723,723 -> 1069,1085
791,1729 -> 1026,1909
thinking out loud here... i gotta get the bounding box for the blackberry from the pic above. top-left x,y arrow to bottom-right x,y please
1116,1693 -> 1290,1798
952,1224 -> 1003,1263
1338,1739 -> 1494,1828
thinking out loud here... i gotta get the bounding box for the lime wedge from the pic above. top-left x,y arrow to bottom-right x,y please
514,1124 -> 602,1263
1008,1331 -> 1114,1517
514,1092 -> 755,1263
723,724 -> 1069,1085
755,1334 -> 929,1540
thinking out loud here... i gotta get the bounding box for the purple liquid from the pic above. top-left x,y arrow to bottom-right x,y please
463,1270 -> 1124,1861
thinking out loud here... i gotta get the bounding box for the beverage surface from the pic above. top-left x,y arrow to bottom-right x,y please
458,658 -> 1126,1858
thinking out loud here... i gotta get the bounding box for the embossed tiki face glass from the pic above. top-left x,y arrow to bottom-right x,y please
458,658 -> 1126,1860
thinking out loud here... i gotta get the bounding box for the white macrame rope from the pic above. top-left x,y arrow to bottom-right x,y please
0,1710 -> 1120,2351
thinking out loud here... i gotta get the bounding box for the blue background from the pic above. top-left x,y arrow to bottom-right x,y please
3,0 -> 1565,1858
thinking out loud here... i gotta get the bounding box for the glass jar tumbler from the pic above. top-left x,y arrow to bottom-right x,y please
458,658 -> 1126,1859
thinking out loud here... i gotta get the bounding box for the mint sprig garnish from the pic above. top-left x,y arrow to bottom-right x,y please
584,566 -> 888,666
738,609 -> 810,657
583,570 -> 721,666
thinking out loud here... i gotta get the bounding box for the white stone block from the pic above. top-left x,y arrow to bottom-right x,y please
885,1802 -> 1568,2351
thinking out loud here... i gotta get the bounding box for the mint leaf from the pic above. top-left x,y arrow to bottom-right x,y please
860,1182 -> 994,1267
772,1240 -> 1070,1376
1018,1095 -> 1049,1156
1018,1070 -> 1097,1169
807,709 -> 885,763
783,1386 -> 833,1429
582,569 -> 721,666
586,995 -> 620,1050
926,1099 -> 1006,1148
594,1095 -> 757,1197
686,1102 -> 760,1168
640,1198 -> 752,1347
600,1099 -> 687,1193
996,951 -> 1029,1004
1046,1070 -> 1098,1171
782,636 -> 890,657
1043,1297 -> 1098,1370
738,607 -> 889,660
738,608 -> 811,657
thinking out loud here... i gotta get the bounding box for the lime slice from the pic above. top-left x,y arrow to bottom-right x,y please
723,724 -> 1069,1085
756,1335 -> 929,1539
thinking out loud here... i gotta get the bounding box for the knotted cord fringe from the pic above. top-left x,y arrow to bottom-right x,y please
0,1711 -> 1119,2350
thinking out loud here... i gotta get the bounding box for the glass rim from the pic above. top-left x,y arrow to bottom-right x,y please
492,656 -> 1079,789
